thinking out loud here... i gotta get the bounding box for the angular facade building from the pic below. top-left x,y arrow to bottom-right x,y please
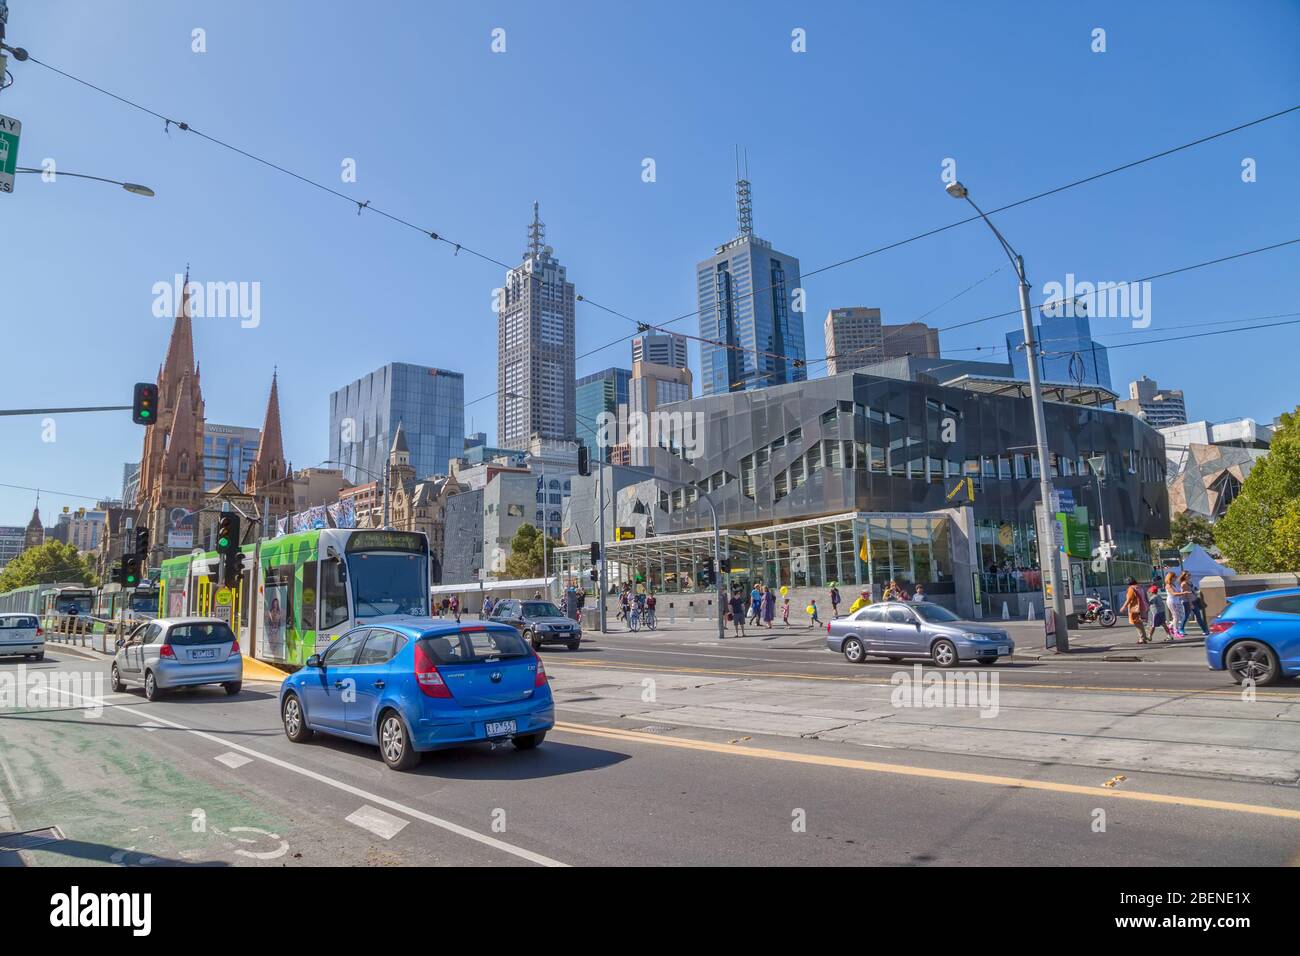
697,173 -> 806,396
1006,310 -> 1112,390
558,372 -> 1168,616
329,362 -> 465,485
576,367 -> 631,462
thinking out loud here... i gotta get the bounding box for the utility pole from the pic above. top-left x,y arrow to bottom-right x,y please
597,459 -> 608,634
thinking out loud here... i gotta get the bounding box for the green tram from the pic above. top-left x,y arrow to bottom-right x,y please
158,528 -> 430,665
90,582 -> 161,638
0,583 -> 97,627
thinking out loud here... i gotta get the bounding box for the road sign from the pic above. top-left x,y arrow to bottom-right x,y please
945,476 -> 975,504
0,113 -> 20,194
1056,488 -> 1075,513
615,526 -> 635,541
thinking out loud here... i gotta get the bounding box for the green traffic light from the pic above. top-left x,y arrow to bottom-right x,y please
140,409 -> 150,418
218,536 -> 229,548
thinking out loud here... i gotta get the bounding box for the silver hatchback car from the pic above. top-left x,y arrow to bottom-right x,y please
826,601 -> 1015,667
110,617 -> 243,701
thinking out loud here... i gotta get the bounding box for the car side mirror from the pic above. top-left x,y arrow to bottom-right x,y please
306,654 -> 323,668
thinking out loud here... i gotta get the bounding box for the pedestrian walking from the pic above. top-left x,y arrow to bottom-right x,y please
1183,577 -> 1209,635
912,583 -> 927,603
450,594 -> 461,623
829,584 -> 841,618
1120,577 -> 1149,643
848,589 -> 871,615
806,598 -> 821,628
781,596 -> 791,627
482,595 -> 494,619
761,586 -> 775,628
1148,584 -> 1172,640
748,584 -> 763,626
1164,571 -> 1186,639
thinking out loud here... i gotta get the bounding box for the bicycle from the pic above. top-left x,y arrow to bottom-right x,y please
628,607 -> 641,631
644,608 -> 657,630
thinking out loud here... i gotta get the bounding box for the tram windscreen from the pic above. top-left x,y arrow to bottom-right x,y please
346,551 -> 429,618
130,592 -> 159,613
55,592 -> 93,615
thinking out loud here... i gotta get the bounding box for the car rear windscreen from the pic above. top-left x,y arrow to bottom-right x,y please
418,629 -> 531,663
167,622 -> 235,646
0,616 -> 38,629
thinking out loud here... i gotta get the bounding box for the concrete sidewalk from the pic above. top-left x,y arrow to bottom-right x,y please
591,616 -> 1209,663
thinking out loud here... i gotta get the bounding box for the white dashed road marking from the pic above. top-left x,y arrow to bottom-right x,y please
346,804 -> 410,840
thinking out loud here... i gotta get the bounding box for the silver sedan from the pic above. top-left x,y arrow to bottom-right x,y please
111,617 -> 243,701
826,601 -> 1015,667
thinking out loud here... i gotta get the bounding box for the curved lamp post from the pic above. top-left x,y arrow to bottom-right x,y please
16,167 -> 155,197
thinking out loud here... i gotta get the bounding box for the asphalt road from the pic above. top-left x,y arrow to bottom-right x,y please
1,643 -> 1296,867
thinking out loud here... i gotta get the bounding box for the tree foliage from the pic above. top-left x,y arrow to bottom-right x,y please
0,540 -> 98,592
1215,407 -> 1300,572
1152,512 -> 1215,554
503,523 -> 562,580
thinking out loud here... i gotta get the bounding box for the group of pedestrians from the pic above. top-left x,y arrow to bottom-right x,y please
614,584 -> 656,629
1120,569 -> 1209,644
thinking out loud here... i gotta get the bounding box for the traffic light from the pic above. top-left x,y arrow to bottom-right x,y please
226,548 -> 247,585
589,542 -> 600,564
700,556 -> 714,587
719,556 -> 731,574
132,382 -> 159,426
121,555 -> 142,587
589,566 -> 599,583
577,444 -> 590,477
216,512 -> 240,554
109,564 -> 125,585
134,525 -> 149,557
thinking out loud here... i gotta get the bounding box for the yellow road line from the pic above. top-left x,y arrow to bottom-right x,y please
551,658 -> 1298,700
554,721 -> 1300,822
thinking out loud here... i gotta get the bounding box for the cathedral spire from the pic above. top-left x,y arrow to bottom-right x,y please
247,370 -> 287,499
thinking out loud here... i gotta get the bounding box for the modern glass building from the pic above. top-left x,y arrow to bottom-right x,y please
329,362 -> 466,484
697,175 -> 806,397
203,423 -> 261,490
576,367 -> 631,461
558,371 -> 1168,616
1006,312 -> 1112,390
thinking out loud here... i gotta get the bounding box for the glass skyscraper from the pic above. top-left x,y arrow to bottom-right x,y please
1006,312 -> 1112,391
329,362 -> 466,484
204,423 -> 261,489
697,175 -> 806,396
576,367 -> 631,461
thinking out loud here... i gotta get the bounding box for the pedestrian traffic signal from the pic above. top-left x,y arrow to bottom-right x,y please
132,382 -> 159,426
719,556 -> 731,574
577,444 -> 590,477
134,525 -> 149,556
589,541 -> 600,564
700,556 -> 715,587
589,566 -> 599,583
109,564 -> 124,585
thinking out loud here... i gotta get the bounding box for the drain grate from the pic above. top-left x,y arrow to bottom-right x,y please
0,826 -> 66,852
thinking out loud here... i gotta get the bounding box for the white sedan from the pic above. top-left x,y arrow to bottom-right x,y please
0,613 -> 45,661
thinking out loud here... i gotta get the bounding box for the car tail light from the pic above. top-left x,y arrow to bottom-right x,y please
159,644 -> 175,658
35,627 -> 43,637
414,642 -> 452,698
1209,621 -> 1234,634
534,654 -> 548,687
229,639 -> 241,656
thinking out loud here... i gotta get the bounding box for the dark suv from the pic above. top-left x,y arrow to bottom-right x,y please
489,599 -> 582,651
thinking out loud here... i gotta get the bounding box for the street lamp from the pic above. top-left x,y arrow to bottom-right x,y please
946,180 -> 1070,651
16,167 -> 155,197
1088,455 -> 1114,605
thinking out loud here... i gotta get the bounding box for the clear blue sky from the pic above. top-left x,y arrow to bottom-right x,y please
3,0 -> 1298,526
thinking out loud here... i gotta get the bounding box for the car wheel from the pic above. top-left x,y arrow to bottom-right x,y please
34,653 -> 44,662
842,637 -> 866,664
143,670 -> 160,701
513,731 -> 546,750
931,639 -> 958,668
282,693 -> 313,742
977,655 -> 998,665
379,710 -> 420,771
568,640 -> 581,651
1225,640 -> 1281,686
223,681 -> 242,696
110,664 -> 124,692
527,629 -> 542,651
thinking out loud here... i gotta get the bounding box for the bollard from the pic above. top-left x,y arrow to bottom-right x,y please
1027,602 -> 1036,621
1002,601 -> 1010,620
669,602 -> 676,624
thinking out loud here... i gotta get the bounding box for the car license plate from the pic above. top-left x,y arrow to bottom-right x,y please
485,719 -> 516,738
192,648 -> 216,659
998,646 -> 1010,655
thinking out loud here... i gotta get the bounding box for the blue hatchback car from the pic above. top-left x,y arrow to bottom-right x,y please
279,618 -> 555,770
1205,587 -> 1300,686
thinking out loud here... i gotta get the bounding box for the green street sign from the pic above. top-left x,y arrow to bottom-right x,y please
0,113 -> 20,194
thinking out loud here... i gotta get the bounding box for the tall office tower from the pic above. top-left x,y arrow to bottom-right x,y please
1116,375 -> 1188,428
497,203 -> 577,449
576,367 -> 631,462
203,423 -> 262,489
696,167 -> 806,396
824,307 -> 883,374
329,362 -> 466,484
626,360 -> 694,467
632,332 -> 689,370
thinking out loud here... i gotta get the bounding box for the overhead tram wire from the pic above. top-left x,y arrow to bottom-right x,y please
23,53 -> 1300,409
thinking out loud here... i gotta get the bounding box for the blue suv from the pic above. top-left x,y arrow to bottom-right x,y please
1205,587 -> 1300,686
279,619 -> 555,770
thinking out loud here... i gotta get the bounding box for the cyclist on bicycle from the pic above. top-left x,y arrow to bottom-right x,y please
645,591 -> 657,629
